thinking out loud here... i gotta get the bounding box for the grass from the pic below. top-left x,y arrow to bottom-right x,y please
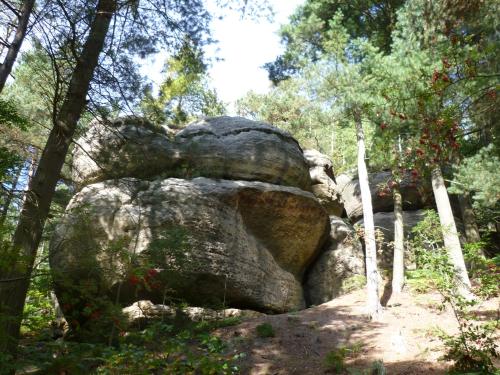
255,323 -> 275,338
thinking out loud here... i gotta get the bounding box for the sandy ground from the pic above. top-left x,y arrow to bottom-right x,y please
215,289 -> 499,375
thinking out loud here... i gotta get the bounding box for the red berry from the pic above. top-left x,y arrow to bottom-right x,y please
147,268 -> 158,277
128,275 -> 140,285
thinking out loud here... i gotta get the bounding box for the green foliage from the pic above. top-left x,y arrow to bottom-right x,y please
341,275 -> 367,294
449,145 -> 500,211
324,342 -> 365,373
0,97 -> 29,180
255,322 -> 275,338
405,269 -> 440,294
0,97 -> 28,130
265,0 -> 406,83
463,242 -> 500,298
324,347 -> 347,373
11,320 -> 242,375
408,210 -> 446,270
440,319 -> 499,374
368,360 -> 386,375
407,212 -> 499,373
141,40 -> 225,126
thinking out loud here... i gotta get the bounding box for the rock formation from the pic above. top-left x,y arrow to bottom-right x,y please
72,116 -> 311,191
51,116 -> 334,326
52,115 -> 443,330
303,149 -> 344,216
304,216 -> 365,305
336,171 -> 433,221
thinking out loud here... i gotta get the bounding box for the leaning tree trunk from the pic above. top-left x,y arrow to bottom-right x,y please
391,184 -> 404,295
0,0 -> 35,92
431,166 -> 473,298
354,112 -> 382,319
0,0 -> 116,357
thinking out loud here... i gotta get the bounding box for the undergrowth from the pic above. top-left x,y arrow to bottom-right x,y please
408,210 -> 499,374
4,318 -> 243,375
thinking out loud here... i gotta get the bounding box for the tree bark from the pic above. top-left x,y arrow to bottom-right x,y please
0,165 -> 21,227
0,0 -> 35,92
0,0 -> 116,356
457,192 -> 481,244
431,166 -> 473,298
392,184 -> 404,295
354,112 -> 382,319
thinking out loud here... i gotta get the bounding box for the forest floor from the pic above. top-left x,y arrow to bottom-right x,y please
215,288 -> 500,375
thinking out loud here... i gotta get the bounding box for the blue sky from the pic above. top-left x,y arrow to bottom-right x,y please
144,0 -> 304,113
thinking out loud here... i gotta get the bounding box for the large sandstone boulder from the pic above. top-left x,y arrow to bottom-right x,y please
303,149 -> 343,216
304,216 -> 365,305
336,171 -> 433,221
72,117 -> 181,188
50,177 -> 329,317
175,117 -> 311,190
72,116 -> 311,191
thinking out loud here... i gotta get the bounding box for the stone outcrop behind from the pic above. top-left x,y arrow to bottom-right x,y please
303,149 -> 343,216
336,171 -> 433,221
304,216 -> 365,305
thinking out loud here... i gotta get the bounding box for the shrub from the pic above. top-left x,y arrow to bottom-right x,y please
408,212 -> 499,373
440,319 -> 499,374
324,343 -> 365,373
324,347 -> 347,373
463,242 -> 500,298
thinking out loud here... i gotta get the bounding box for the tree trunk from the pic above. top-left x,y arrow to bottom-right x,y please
354,112 -> 382,319
392,184 -> 404,295
431,166 -> 473,298
0,0 -> 116,357
0,0 -> 35,92
0,165 -> 21,227
457,192 -> 481,244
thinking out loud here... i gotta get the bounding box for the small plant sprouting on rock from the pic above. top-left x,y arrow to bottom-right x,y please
255,322 -> 275,338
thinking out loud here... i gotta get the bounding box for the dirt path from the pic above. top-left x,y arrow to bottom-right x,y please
216,289 -> 499,374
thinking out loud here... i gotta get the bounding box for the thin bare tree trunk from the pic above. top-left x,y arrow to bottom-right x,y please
392,185 -> 404,295
0,165 -> 21,227
19,148 -> 37,207
431,166 -> 473,298
0,0 -> 35,92
354,112 -> 382,319
0,0 -> 116,357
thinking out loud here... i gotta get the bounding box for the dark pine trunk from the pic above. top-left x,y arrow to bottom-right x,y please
0,0 -> 116,357
0,0 -> 35,92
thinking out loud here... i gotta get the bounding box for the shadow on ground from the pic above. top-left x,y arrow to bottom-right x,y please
214,289 -> 490,374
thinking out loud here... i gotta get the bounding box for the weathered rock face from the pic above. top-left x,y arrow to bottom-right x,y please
355,210 -> 428,245
72,117 -> 181,188
175,117 -> 311,190
72,116 -> 311,191
50,177 -> 329,315
304,216 -> 365,305
123,300 -> 263,327
336,171 -> 433,221
355,209 -> 464,270
355,210 -> 428,270
303,149 -> 343,216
